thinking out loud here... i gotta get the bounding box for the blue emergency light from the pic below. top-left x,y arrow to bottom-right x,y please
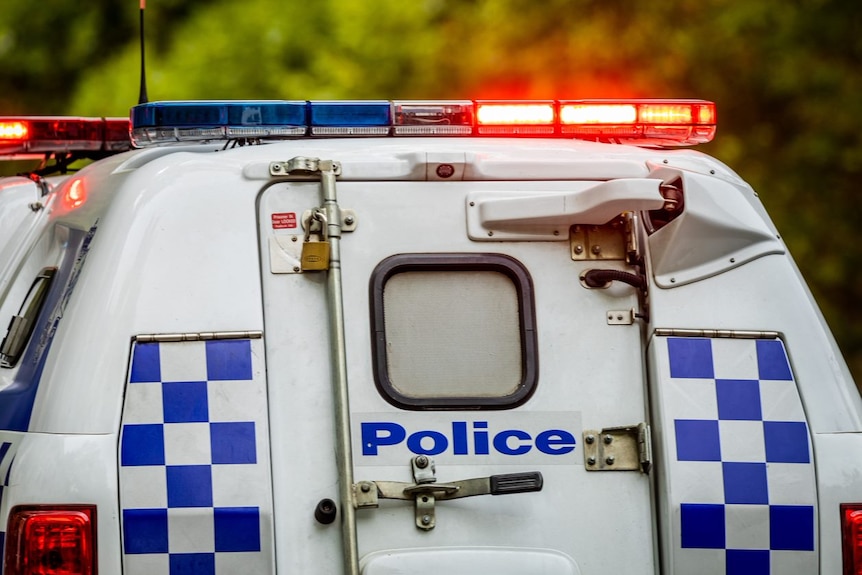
129,99 -> 717,148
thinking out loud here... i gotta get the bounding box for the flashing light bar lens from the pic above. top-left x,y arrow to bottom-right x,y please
128,99 -> 716,147
0,121 -> 28,140
476,103 -> 555,126
309,102 -> 391,136
561,104 -> 637,125
393,101 -> 474,135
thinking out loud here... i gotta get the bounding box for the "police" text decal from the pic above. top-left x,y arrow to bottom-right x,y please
352,412 -> 582,466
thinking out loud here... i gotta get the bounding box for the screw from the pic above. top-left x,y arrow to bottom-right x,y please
591,245 -> 602,255
272,163 -> 282,172
574,245 -> 584,255
291,236 -> 298,242
553,230 -> 560,236
360,483 -> 371,493
469,201 -> 475,207
587,456 -> 596,466
293,266 -> 301,273
415,455 -> 429,469
487,231 -> 494,237
585,434 -> 595,444
603,435 -> 613,444
606,455 -> 615,465
344,215 -> 355,225
616,314 -> 624,321
421,515 -> 432,526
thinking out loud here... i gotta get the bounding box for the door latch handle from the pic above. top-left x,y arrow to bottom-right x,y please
354,457 -> 543,530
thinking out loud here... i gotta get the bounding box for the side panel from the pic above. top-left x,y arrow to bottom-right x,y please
118,337 -> 274,575
650,335 -> 818,574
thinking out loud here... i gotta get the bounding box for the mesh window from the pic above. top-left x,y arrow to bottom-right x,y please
371,254 -> 537,409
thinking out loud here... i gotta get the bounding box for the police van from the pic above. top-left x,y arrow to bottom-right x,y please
0,99 -> 861,575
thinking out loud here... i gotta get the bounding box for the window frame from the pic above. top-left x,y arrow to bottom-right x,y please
369,253 -> 538,410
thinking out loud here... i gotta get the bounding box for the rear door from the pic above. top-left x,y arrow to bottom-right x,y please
259,163 -> 657,574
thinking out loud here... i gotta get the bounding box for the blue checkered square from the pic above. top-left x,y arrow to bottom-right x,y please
122,424 -> 166,466
131,342 -> 161,383
723,463 -> 768,504
669,338 -> 715,379
170,553 -> 215,575
123,509 -> 169,554
163,381 -> 209,424
726,549 -> 769,574
206,340 -> 252,381
675,419 -> 721,461
167,465 -> 213,508
756,340 -> 793,381
214,507 -> 261,552
716,380 -> 762,421
764,421 -> 810,463
681,503 -> 725,549
770,506 -> 814,551
211,422 -> 257,464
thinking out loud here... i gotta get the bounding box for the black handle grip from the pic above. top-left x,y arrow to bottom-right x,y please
490,472 -> 543,495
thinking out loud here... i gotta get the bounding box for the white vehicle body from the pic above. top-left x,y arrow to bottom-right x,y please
0,100 -> 860,575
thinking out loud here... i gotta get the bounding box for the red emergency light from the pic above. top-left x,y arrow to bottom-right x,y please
0,117 -> 132,156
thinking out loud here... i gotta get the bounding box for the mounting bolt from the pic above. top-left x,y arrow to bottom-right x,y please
603,434 -> 613,444
592,245 -> 602,255
587,456 -> 596,466
272,163 -> 282,172
344,215 -> 355,226
415,455 -> 429,469
360,482 -> 371,493
421,515 -> 432,526
606,455 -> 616,465
574,244 -> 584,255
585,434 -> 595,445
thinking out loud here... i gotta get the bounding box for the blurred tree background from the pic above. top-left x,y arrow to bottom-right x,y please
1,0 -> 860,385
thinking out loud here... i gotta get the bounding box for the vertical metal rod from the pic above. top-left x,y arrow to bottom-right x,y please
319,162 -> 360,575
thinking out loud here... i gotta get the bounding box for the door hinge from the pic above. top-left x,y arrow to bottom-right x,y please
583,422 -> 651,473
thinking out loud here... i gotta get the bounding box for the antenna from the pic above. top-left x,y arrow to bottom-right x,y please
138,0 -> 148,105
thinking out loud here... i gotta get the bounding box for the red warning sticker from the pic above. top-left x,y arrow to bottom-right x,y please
272,212 -> 298,229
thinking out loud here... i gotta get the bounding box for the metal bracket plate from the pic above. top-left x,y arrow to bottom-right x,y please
584,423 -> 651,473
571,214 -> 638,262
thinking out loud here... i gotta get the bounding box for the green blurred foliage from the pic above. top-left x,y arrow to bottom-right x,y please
1,0 -> 861,383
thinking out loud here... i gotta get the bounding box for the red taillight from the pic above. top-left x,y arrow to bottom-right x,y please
62,179 -> 87,210
4,505 -> 97,575
842,504 -> 862,575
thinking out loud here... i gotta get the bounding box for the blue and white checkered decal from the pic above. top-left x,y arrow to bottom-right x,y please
0,438 -> 15,575
652,336 -> 817,574
120,338 -> 274,575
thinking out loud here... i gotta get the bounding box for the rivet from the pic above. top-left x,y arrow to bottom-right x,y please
272,163 -> 282,172
603,434 -> 613,444
360,483 -> 371,493
344,215 -> 355,226
606,455 -> 615,465
591,245 -> 602,255
293,266 -> 301,273
587,457 -> 596,466
421,515 -> 432,525
574,245 -> 584,255
585,434 -> 595,444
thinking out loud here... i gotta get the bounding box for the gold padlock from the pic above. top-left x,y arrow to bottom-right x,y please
301,211 -> 331,271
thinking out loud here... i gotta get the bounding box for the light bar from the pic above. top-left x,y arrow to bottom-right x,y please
0,117 -> 133,156
130,99 -> 717,147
